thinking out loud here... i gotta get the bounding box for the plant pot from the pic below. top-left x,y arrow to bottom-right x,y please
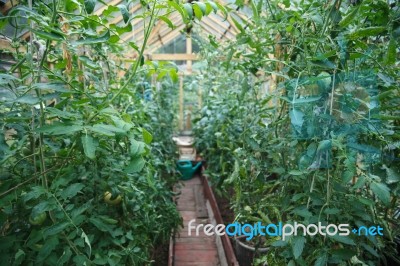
234,236 -> 269,266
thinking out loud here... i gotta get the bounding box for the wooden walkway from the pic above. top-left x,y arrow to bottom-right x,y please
173,175 -> 221,266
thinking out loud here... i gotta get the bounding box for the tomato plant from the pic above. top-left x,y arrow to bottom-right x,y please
0,0 -> 224,264
195,0 -> 400,265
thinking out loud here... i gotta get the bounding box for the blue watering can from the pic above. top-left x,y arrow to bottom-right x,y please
176,160 -> 202,180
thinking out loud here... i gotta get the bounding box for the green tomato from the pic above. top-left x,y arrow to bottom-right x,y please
29,212 -> 47,225
22,147 -> 31,156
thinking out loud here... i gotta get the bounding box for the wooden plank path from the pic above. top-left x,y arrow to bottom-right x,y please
173,176 -> 221,266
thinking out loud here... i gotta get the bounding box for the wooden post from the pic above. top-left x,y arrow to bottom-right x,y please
198,81 -> 202,110
186,34 -> 192,74
185,105 -> 192,131
179,73 -> 184,131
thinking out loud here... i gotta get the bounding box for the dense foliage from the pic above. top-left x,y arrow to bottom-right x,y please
0,0 -> 224,264
195,0 -> 400,265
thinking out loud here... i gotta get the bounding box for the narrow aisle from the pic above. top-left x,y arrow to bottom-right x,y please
174,176 -> 221,266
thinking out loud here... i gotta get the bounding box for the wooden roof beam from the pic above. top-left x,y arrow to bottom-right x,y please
146,23 -> 185,48
205,14 -> 231,32
120,17 -> 150,42
148,14 -> 184,36
200,17 -> 232,38
146,26 -> 185,54
213,0 -> 244,33
149,13 -> 181,38
0,37 -> 26,53
121,12 -> 182,43
1,0 -> 18,15
197,22 -> 225,39
147,53 -> 199,61
202,13 -> 239,37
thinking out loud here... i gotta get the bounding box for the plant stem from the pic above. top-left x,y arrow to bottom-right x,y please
109,2 -> 158,103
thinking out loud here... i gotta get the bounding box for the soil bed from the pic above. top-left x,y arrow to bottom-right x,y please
152,241 -> 169,266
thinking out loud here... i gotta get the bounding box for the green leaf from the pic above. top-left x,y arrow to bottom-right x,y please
58,247 -> 72,265
89,217 -> 114,232
37,236 -> 59,262
250,0 -> 259,21
84,0 -> 96,14
33,30 -> 65,41
124,157 -> 145,173
0,73 -> 21,84
36,123 -> 83,135
330,235 -> 355,245
78,56 -> 100,70
118,4 -> 130,24
289,170 -> 305,176
46,107 -> 80,120
347,27 -> 386,39
331,248 -> 357,260
360,243 -> 379,257
204,2 -> 214,15
32,200 -> 57,217
310,60 -> 336,69
317,140 -> 332,153
89,124 -> 126,136
353,175 -> 366,189
81,231 -> 92,258
142,128 -> 153,144
65,0 -> 81,12
130,139 -> 145,156
383,165 -> 400,184
370,182 -> 390,206
74,30 -> 110,45
33,82 -> 69,92
358,197 -> 374,206
183,3 -> 193,20
386,38 -> 396,65
342,170 -> 354,183
168,1 -> 185,19
292,207 -> 312,218
324,208 -> 340,215
285,96 -> 322,104
24,186 -> 47,202
206,1 -> 218,13
81,135 -> 96,159
109,35 -> 120,43
289,109 -> 304,130
195,2 -> 207,15
71,200 -> 92,218
14,249 -> 25,265
314,253 -> 328,266
110,115 -> 132,131
14,94 -> 39,104
44,222 -> 71,237
292,236 -> 306,259
215,2 -> 228,20
36,124 -> 83,135
98,215 -> 119,224
193,4 -> 203,20
158,15 -> 175,29
102,5 -> 119,16
339,5 -> 360,28
61,183 -> 85,199
271,240 -> 288,247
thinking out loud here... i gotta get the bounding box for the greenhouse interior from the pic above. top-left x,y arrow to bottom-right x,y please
0,0 -> 399,265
